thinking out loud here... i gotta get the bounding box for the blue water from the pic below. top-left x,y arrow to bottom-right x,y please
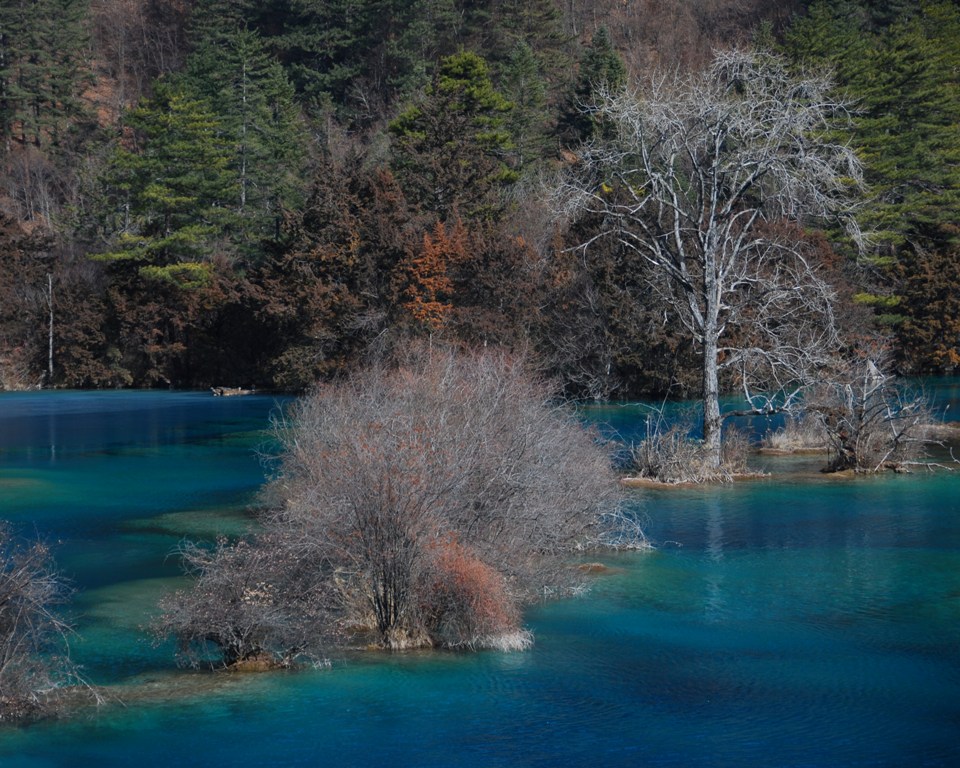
1,390 -> 958,767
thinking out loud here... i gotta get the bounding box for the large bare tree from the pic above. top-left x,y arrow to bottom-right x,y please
557,49 -> 864,469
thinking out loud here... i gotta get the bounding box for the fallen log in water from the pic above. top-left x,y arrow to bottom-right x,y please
211,386 -> 255,397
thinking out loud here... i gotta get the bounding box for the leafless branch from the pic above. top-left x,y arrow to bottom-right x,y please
0,524 -> 79,721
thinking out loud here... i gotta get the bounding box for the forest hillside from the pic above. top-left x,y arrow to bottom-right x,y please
1,0 -> 957,394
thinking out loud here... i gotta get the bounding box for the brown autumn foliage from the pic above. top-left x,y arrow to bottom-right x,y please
88,0 -> 191,121
447,221 -> 543,349
0,216 -> 51,389
5,0 -> 947,393
897,225 -> 960,373
398,219 -> 462,332
424,536 -> 521,649
247,160 -> 400,390
563,0 -> 804,71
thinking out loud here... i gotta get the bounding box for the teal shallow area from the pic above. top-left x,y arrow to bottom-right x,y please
1,390 -> 958,767
584,375 -> 960,446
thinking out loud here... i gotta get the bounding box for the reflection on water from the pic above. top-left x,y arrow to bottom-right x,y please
0,389 -> 958,767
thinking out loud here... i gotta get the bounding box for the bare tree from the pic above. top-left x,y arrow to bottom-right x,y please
806,343 -> 931,473
89,0 -> 190,115
0,524 -> 75,721
157,344 -> 631,665
561,0 -> 805,72
556,48 -> 864,470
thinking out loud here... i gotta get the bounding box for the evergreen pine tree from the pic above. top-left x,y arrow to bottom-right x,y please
782,1 -> 871,83
177,27 -> 308,254
267,0 -> 369,112
784,0 -> 960,368
389,51 -> 516,220
856,13 -> 960,257
0,0 -> 90,153
96,82 -> 238,286
362,0 -> 460,108
863,0 -> 919,28
92,83 -> 244,385
501,41 -> 551,174
557,27 -> 627,144
186,0 -> 256,45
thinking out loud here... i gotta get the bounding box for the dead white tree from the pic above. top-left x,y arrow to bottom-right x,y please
557,48 -> 864,469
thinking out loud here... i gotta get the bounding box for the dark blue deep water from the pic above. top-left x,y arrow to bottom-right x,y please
1,388 -> 958,767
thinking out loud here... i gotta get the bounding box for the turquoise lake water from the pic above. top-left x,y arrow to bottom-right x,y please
0,388 -> 958,767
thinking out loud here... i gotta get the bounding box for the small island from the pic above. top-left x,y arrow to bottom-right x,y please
158,345 -> 640,667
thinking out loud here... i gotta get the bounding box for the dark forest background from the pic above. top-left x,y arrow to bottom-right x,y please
1,0 -> 957,395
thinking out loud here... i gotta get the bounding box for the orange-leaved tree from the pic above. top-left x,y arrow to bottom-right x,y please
399,219 -> 467,333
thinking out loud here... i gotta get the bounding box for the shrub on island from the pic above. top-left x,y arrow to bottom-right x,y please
155,344 -> 636,667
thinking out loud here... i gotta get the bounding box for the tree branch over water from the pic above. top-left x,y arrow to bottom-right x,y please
0,524 -> 78,721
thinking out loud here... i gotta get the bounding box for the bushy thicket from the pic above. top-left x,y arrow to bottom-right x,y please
156,345 -> 629,666
0,524 -> 75,721
805,348 -> 931,472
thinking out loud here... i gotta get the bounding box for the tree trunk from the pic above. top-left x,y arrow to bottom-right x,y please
701,329 -> 722,469
46,273 -> 53,383
701,271 -> 722,469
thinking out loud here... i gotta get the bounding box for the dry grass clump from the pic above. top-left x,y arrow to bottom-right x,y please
759,414 -> 829,453
625,423 -> 752,484
473,630 -> 534,652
